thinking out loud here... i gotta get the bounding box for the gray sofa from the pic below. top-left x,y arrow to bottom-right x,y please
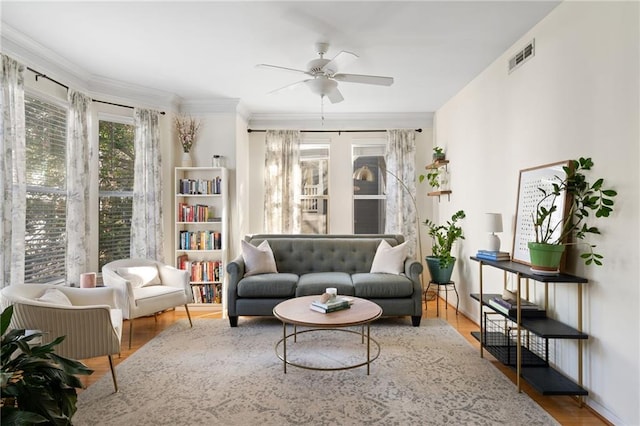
226,234 -> 423,327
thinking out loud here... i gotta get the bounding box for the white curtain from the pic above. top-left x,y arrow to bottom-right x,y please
264,130 -> 301,233
0,55 -> 26,288
65,90 -> 92,286
131,108 -> 164,261
385,129 -> 417,257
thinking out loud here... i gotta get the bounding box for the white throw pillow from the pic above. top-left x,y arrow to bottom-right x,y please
117,266 -> 161,288
370,240 -> 408,275
242,240 -> 278,277
36,288 -> 73,306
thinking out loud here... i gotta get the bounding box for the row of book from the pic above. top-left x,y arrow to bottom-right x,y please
191,283 -> 222,304
178,177 -> 223,195
309,297 -> 353,314
177,256 -> 223,283
178,203 -> 220,223
179,230 -> 222,250
475,250 -> 510,261
488,295 -> 546,317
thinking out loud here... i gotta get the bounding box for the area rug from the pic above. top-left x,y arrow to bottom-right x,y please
74,318 -> 558,425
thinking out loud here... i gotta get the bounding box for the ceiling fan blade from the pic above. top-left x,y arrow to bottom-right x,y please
321,50 -> 358,75
256,64 -> 310,75
333,73 -> 394,86
268,79 -> 311,95
326,86 -> 344,104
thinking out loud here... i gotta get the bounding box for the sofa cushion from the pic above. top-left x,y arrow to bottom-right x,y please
242,240 -> 278,277
295,272 -> 354,297
117,266 -> 161,288
370,240 -> 408,275
36,288 -> 73,306
352,273 -> 414,298
237,273 -> 298,298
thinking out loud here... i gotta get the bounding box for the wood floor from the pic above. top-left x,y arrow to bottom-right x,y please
78,297 -> 610,426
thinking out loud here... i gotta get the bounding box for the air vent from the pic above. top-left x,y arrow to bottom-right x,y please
508,39 -> 535,73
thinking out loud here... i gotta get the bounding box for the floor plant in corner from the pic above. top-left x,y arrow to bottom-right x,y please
530,157 -> 617,272
1,305 -> 92,425
424,210 -> 466,283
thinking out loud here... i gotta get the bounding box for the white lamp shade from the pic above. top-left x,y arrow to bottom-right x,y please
485,213 -> 503,233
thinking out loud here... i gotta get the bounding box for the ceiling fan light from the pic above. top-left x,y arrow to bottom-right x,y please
307,77 -> 337,96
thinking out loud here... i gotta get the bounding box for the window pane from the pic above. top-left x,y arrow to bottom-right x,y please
353,145 -> 386,234
24,95 -> 67,283
99,120 -> 134,268
300,144 -> 329,234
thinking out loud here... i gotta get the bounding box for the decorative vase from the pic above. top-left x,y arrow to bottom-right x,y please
181,151 -> 192,167
528,242 -> 565,274
426,256 -> 456,283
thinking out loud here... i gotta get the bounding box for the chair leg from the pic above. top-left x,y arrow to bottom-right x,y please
184,304 -> 193,327
108,354 -> 118,392
128,319 -> 134,349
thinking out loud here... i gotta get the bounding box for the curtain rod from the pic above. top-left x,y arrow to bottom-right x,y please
248,128 -> 422,134
26,67 -> 166,115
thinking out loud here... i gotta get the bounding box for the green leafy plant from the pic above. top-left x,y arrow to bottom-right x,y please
432,146 -> 445,161
1,305 -> 93,425
419,169 -> 441,188
423,210 -> 466,268
532,157 -> 617,265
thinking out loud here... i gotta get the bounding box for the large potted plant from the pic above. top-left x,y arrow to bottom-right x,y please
423,210 -> 466,283
1,305 -> 92,425
530,157 -> 617,272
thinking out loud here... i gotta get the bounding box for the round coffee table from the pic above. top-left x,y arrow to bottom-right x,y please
273,295 -> 382,374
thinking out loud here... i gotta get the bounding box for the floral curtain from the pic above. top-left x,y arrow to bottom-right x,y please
264,130 -> 301,233
65,90 -> 92,286
0,55 -> 26,288
131,108 -> 164,261
385,129 -> 417,257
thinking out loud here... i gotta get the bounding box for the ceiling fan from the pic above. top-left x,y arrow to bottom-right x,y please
257,42 -> 394,104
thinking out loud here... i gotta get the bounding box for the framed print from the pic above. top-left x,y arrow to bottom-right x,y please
511,160 -> 571,265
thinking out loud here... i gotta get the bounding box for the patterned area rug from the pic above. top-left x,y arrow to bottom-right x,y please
74,317 -> 558,425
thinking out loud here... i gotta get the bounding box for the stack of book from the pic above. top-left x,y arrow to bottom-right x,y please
310,297 -> 352,313
475,250 -> 511,261
488,296 -> 546,317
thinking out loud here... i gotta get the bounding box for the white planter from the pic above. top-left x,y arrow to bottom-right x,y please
181,151 -> 192,167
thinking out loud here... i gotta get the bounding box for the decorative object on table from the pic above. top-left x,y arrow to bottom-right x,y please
1,305 -> 93,425
310,296 -> 351,313
485,213 -> 503,252
512,158 -> 617,273
424,210 -> 466,283
79,271 -> 97,288
211,154 -> 224,167
174,114 -> 201,167
474,250 -> 510,261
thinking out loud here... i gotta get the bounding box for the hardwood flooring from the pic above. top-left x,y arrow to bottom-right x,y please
78,298 -> 610,426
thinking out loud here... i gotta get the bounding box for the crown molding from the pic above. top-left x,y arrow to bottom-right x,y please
178,98 -> 242,115
248,112 -> 433,130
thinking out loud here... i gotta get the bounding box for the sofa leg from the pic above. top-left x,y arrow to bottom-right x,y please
411,316 -> 421,327
229,316 -> 238,327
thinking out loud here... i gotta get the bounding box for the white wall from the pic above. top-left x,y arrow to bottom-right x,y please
434,2 -> 639,424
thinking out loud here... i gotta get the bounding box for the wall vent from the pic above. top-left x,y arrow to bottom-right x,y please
508,39 -> 535,73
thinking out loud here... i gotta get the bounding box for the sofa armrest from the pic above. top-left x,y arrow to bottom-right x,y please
157,263 -> 193,303
404,257 -> 424,314
226,255 -> 246,317
102,268 -> 135,318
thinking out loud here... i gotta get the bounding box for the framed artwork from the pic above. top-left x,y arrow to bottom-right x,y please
511,160 -> 571,265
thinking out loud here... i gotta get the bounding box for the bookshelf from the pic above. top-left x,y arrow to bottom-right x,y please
174,167 -> 227,312
470,257 -> 589,401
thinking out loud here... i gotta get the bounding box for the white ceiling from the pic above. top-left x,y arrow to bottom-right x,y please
1,1 -> 560,116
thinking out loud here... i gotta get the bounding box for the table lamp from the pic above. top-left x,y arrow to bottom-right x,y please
485,213 -> 503,252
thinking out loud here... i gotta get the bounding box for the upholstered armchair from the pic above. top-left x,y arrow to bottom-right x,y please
0,284 -> 123,392
102,259 -> 193,348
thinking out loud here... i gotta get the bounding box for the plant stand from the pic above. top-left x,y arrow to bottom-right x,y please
424,280 -> 459,316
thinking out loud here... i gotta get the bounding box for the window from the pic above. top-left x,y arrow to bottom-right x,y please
24,94 -> 67,283
300,143 -> 329,234
98,120 -> 135,268
353,144 -> 386,234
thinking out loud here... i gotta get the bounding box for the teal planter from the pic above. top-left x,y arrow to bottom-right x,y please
528,242 -> 565,272
426,256 -> 455,283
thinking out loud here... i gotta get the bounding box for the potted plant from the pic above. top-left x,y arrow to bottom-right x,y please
1,305 -> 92,425
423,210 -> 466,283
432,146 -> 445,162
529,157 -> 617,272
174,114 -> 201,167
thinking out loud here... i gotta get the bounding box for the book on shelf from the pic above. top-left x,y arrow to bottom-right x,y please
488,298 -> 546,317
475,250 -> 511,261
490,296 -> 539,310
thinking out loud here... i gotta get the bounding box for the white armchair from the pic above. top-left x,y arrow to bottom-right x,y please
102,259 -> 193,348
0,284 -> 123,392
